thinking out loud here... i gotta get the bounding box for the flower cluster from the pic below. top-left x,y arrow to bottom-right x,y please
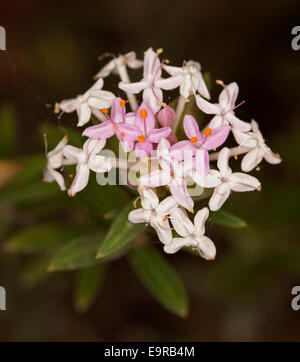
44,48 -> 281,260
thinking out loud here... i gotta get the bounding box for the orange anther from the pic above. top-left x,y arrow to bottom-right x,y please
69,174 -> 74,179
121,132 -> 125,137
204,128 -> 212,137
163,215 -> 168,222
140,109 -> 148,119
120,99 -> 128,107
101,108 -> 109,114
190,136 -> 198,144
113,125 -> 119,130
138,135 -> 146,143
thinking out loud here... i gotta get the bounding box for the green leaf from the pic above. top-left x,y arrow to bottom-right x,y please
97,203 -> 145,259
210,210 -> 247,228
0,102 -> 16,157
48,234 -> 104,272
4,224 -> 88,254
73,264 -> 106,313
20,257 -> 52,288
128,245 -> 188,318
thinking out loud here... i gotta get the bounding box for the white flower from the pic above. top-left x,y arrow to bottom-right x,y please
232,119 -> 282,172
59,78 -> 115,126
63,139 -> 112,196
128,190 -> 178,245
119,48 -> 182,113
94,51 -> 143,79
163,60 -> 210,100
43,136 -> 74,191
139,138 -> 194,212
165,207 -> 216,260
195,82 -> 251,131
192,147 -> 261,211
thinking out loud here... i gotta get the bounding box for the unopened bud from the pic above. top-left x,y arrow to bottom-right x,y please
157,106 -> 175,127
167,134 -> 177,145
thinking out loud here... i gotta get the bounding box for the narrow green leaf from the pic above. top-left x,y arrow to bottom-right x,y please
20,257 -> 52,288
210,210 -> 247,228
4,224 -> 88,254
128,245 -> 188,318
48,234 -> 104,272
97,203 -> 145,259
0,102 -> 16,157
73,264 -> 106,313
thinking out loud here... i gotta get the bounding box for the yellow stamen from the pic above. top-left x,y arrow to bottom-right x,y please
163,215 -> 168,222
140,109 -> 148,119
138,135 -> 146,143
190,136 -> 198,144
234,153 -> 238,160
204,128 -> 212,137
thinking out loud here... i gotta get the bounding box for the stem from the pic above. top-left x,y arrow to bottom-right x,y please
172,94 -> 186,135
209,146 -> 251,161
118,65 -> 138,111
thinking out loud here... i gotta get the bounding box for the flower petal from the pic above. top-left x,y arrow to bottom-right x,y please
140,170 -> 171,187
143,48 -> 161,80
201,126 -> 231,151
209,183 -> 231,211
77,103 -> 91,127
229,172 -> 261,192
219,82 -> 238,109
155,74 -> 183,90
148,127 -> 171,143
193,207 -> 209,236
226,113 -> 251,132
43,168 -> 66,191
82,121 -> 115,139
111,97 -> 125,124
69,164 -> 90,196
128,208 -> 151,223
134,140 -> 153,159
60,98 -> 78,113
136,102 -> 155,134
94,60 -> 116,79
191,169 -> 220,188
194,149 -> 210,177
117,124 -> 139,141
232,129 -> 257,148
196,236 -> 216,260
163,237 -> 197,254
88,90 -> 115,109
150,218 -> 172,245
139,186 -> 159,210
156,196 -> 178,216
217,147 -> 232,177
170,207 -> 194,237
183,115 -> 201,139
195,95 -> 219,114
143,87 -> 162,114
208,115 -> 224,129
119,80 -> 148,94
89,155 -> 112,173
241,148 -> 264,172
170,140 -> 195,161
170,178 -> 194,211
63,145 -> 83,163
264,149 -> 282,165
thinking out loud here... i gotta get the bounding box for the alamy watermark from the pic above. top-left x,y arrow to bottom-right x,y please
0,26 -> 6,50
0,286 -> 6,310
291,286 -> 300,311
291,26 -> 300,51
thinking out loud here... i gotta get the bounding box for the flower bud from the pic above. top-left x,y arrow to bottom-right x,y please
157,106 -> 175,127
167,134 -> 177,145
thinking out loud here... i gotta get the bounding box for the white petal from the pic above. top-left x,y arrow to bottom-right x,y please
63,145 -> 83,163
77,103 -> 91,127
196,235 -> 216,260
119,80 -> 148,94
43,167 -> 66,191
143,87 -> 162,113
208,115 -> 224,129
94,61 -> 116,79
150,218 -> 172,245
60,98 -> 78,113
209,183 -> 231,211
69,164 -> 90,196
89,78 -> 104,91
89,155 -> 112,173
226,113 -> 251,132
156,196 -> 178,217
229,172 -> 261,192
164,237 -> 196,254
162,65 -> 183,76
241,148 -> 264,172
264,148 -> 281,165
170,207 -> 194,237
191,169 -> 220,188
193,207 -> 209,236
232,129 -> 257,148
88,90 -> 115,108
140,170 -> 171,187
195,95 -> 219,114
169,178 -> 194,211
139,186 -> 159,210
128,208 -> 151,223
217,147 -> 232,177
219,82 -> 238,109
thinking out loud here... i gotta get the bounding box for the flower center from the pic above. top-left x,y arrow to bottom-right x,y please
140,109 -> 148,119
121,132 -> 125,137
113,125 -> 119,130
138,135 -> 146,143
204,128 -> 212,137
190,136 -> 198,144
101,108 -> 109,114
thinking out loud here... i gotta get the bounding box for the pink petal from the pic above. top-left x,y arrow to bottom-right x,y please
170,141 -> 195,161
148,127 -> 171,143
183,115 -> 202,140
136,102 -> 155,134
82,120 -> 115,139
134,140 -> 153,159
140,170 -> 171,187
124,112 -> 136,125
120,141 -> 134,152
194,149 -> 209,177
117,124 -> 139,141
201,126 -> 231,151
195,95 -> 219,114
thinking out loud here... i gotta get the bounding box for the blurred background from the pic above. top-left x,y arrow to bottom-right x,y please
0,0 -> 299,341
